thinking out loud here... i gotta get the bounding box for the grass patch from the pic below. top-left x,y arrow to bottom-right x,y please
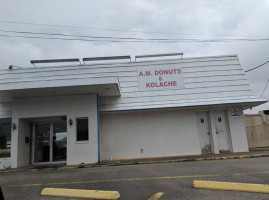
0,151 -> 10,158
232,157 -> 240,159
183,158 -> 197,162
204,158 -> 213,161
78,163 -> 85,168
261,155 -> 269,158
109,161 -> 141,166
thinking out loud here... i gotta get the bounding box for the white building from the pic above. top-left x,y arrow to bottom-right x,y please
0,54 -> 266,169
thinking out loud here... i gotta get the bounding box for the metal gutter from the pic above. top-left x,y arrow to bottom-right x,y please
97,94 -> 101,163
99,100 -> 268,114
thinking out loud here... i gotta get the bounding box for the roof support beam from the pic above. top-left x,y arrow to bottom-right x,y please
30,58 -> 81,67
135,52 -> 183,61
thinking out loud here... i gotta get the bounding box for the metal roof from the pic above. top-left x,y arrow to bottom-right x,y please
0,54 -> 266,112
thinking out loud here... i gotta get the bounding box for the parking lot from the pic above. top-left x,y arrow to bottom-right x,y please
1,157 -> 269,199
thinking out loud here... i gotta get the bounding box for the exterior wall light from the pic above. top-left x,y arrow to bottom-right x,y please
69,118 -> 73,126
12,123 -> 16,130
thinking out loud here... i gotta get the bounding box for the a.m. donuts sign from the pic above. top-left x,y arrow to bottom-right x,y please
137,66 -> 185,91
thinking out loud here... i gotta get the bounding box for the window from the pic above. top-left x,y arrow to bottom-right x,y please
264,110 -> 269,115
0,120 -> 11,158
76,118 -> 89,141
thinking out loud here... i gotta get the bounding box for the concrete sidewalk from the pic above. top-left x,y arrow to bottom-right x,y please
1,149 -> 269,174
102,149 -> 269,164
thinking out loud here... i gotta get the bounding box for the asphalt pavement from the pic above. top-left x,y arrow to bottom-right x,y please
1,157 -> 269,199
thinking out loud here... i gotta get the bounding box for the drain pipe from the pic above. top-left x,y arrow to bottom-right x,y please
97,94 -> 101,163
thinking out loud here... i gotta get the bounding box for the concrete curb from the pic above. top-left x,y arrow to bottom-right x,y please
193,180 -> 269,194
41,188 -> 120,199
1,153 -> 269,174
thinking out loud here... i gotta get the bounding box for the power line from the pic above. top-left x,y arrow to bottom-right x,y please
1,33 -> 269,43
245,60 -> 269,72
0,20 -> 268,38
0,29 -> 204,41
0,20 -> 209,36
1,29 -> 269,42
0,34 -> 122,42
260,79 -> 269,98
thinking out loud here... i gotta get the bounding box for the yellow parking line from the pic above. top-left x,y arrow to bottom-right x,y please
148,192 -> 164,200
41,188 -> 120,200
3,171 -> 269,188
193,180 -> 269,194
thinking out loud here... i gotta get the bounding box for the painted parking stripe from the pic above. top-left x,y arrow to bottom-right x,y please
3,171 -> 269,188
41,188 -> 120,200
193,180 -> 269,194
148,192 -> 164,200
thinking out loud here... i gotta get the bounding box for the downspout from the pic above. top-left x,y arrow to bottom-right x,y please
97,94 -> 100,163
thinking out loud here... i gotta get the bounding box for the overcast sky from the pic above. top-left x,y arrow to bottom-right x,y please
0,0 -> 269,111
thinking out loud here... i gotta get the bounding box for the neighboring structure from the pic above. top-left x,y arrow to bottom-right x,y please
244,101 -> 269,114
0,54 -> 266,169
245,110 -> 269,149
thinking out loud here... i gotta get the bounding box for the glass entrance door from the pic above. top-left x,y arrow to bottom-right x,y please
33,121 -> 67,164
52,122 -> 67,162
34,123 -> 50,163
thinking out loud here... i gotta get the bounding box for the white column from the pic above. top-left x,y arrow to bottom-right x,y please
11,118 -> 31,168
209,110 -> 219,154
10,117 -> 18,168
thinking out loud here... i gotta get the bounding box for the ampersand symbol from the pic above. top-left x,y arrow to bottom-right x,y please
159,76 -> 162,81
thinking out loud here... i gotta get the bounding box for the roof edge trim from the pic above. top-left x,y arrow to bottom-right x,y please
100,100 -> 268,114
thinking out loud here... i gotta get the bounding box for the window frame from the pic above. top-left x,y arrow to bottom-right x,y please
0,120 -> 12,157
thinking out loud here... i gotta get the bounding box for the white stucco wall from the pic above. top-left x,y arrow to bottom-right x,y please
100,109 -> 201,160
11,94 -> 98,168
227,108 -> 249,152
100,107 -> 249,161
0,157 -> 11,169
0,103 -> 12,118
17,119 -> 31,167
8,92 -> 249,168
